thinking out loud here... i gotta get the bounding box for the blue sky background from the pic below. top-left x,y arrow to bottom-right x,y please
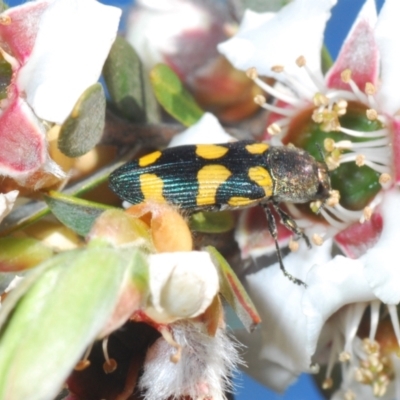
4,0 -> 385,398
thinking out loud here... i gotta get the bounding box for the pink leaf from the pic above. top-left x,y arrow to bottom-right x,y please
0,1 -> 50,64
0,97 -> 46,176
326,0 -> 379,90
334,212 -> 383,259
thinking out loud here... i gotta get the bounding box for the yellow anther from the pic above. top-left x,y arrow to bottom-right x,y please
324,138 -> 335,152
322,377 -> 333,390
289,237 -> 299,252
254,94 -> 266,105
341,69 -> 352,83
267,123 -> 281,135
271,65 -> 284,73
363,206 -> 372,221
296,55 -> 306,67
339,351 -> 351,362
313,92 -> 329,106
344,390 -> 356,400
379,173 -> 391,185
312,233 -> 324,246
355,154 -> 366,166
312,109 -> 324,123
310,200 -> 321,213
326,190 -> 340,207
366,108 -> 378,120
0,15 -> 11,25
326,156 -> 340,171
365,82 -> 376,95
246,67 -> 258,80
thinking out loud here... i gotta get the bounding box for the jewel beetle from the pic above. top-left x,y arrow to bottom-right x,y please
109,140 -> 332,286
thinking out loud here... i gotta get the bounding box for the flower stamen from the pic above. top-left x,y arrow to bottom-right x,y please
246,67 -> 304,106
341,69 -> 368,104
102,336 -> 117,373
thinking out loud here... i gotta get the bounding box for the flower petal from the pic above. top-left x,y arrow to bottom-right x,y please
243,240 -> 332,386
334,212 -> 383,259
234,329 -> 298,392
17,0 -> 121,124
0,97 -> 46,177
362,190 -> 400,304
0,0 -> 50,64
303,256 -> 375,357
168,112 -> 234,147
391,118 -> 400,184
145,251 -> 219,323
218,0 -> 336,83
325,0 -> 379,90
375,0 -> 400,115
0,190 -> 18,224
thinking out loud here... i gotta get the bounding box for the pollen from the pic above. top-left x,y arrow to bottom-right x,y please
254,94 -> 266,105
267,123 -> 281,135
365,82 -> 376,95
341,69 -> 352,83
344,390 -> 356,400
339,351 -> 351,362
246,67 -> 258,80
379,173 -> 391,185
326,190 -> 340,207
103,358 -> 117,374
312,233 -> 323,246
324,138 -> 335,152
0,15 -> 11,25
271,65 -> 284,73
326,156 -> 340,170
366,108 -> 378,120
355,154 -> 366,166
295,55 -> 306,67
289,237 -> 299,252
310,200 -> 321,213
313,92 -> 329,106
363,206 -> 372,221
75,359 -> 91,371
322,377 -> 333,390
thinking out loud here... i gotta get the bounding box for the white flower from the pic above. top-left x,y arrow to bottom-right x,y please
218,0 -> 400,397
145,251 -> 220,324
168,112 -> 234,147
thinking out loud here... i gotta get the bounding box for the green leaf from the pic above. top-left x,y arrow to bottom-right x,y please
321,45 -> 333,74
44,191 -> 112,236
205,246 -> 261,332
190,211 -> 235,233
103,36 -> 160,123
58,83 -> 106,157
0,246 -> 148,400
0,237 -> 53,272
150,63 -> 204,126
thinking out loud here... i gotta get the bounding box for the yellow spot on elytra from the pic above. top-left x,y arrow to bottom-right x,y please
196,165 -> 231,206
195,145 -> 229,160
140,173 -> 165,202
245,143 -> 269,154
248,166 -> 273,197
139,151 -> 162,167
228,196 -> 254,207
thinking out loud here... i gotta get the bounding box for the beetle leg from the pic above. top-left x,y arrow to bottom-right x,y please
262,204 -> 307,287
272,202 -> 311,249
